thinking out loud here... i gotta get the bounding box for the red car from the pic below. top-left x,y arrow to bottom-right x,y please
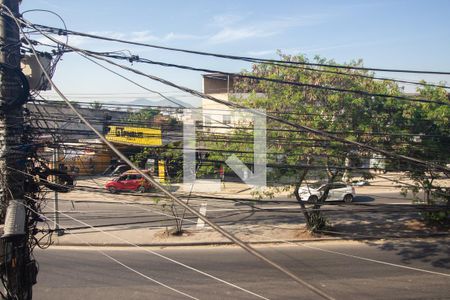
105,170 -> 152,193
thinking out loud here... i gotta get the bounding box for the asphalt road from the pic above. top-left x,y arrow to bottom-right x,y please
41,188 -> 426,236
33,240 -> 450,300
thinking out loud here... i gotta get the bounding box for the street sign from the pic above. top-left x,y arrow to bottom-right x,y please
105,126 -> 162,146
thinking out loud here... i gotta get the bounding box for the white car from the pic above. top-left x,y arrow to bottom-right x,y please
299,182 -> 355,203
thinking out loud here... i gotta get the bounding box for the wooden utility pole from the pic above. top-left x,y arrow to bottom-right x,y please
0,1 -> 34,299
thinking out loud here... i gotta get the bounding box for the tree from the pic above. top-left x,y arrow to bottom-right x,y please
89,101 -> 103,110
224,54 -> 405,229
127,107 -> 160,123
396,84 -> 450,225
203,52 -> 449,230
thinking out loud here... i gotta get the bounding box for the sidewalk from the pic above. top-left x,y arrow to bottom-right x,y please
52,224 -> 326,247
51,215 -> 449,247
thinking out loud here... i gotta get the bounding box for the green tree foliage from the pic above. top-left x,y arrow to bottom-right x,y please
127,107 -> 160,123
89,101 -> 103,110
204,53 -> 450,229
230,54 -> 403,230
397,84 -> 450,225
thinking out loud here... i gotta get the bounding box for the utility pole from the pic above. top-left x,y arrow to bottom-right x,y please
52,145 -> 61,235
0,1 -> 35,299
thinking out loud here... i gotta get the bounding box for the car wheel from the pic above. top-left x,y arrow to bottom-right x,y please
343,194 -> 353,203
137,186 -> 146,193
108,187 -> 117,194
308,195 -> 319,203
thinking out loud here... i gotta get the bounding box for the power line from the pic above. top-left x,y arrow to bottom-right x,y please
30,98 -> 443,124
23,212 -> 202,300
11,164 -> 448,218
24,19 -> 450,93
12,161 -> 444,230
72,51 -> 246,135
91,52 -> 450,106
31,23 -> 450,76
45,202 -> 270,300
40,39 -> 449,173
77,52 -> 186,108
21,25 -> 450,173
281,65 -> 450,90
7,10 -> 336,299
14,9 -> 450,225
28,115 -> 450,139
30,132 -> 450,161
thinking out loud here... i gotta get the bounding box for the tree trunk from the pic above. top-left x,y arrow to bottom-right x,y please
293,156 -> 331,231
341,154 -> 351,183
293,169 -> 311,227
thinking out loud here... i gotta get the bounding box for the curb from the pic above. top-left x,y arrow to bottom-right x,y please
51,237 -> 342,247
50,232 -> 449,248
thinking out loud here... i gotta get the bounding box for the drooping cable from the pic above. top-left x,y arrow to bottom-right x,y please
31,23 -> 450,76
32,33 -> 448,174
21,199 -> 201,300
90,52 -> 450,106
3,8 -> 335,299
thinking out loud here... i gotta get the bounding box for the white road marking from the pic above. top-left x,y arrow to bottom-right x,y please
196,203 -> 208,229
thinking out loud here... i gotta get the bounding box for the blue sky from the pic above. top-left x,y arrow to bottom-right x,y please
20,0 -> 450,104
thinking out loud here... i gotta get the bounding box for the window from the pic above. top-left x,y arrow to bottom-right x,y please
223,115 -> 231,125
331,183 -> 347,189
318,185 -> 327,191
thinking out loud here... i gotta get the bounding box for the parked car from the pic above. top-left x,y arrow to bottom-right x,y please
299,182 -> 355,203
105,170 -> 153,193
103,164 -> 131,177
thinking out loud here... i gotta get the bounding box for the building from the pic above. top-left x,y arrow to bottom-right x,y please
201,73 -> 260,134
27,100 -> 129,142
200,73 -> 392,175
28,100 -> 183,176
201,73 -> 235,133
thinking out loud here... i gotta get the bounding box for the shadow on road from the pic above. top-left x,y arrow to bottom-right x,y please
353,196 -> 375,203
326,210 -> 447,241
365,238 -> 450,270
325,208 -> 450,270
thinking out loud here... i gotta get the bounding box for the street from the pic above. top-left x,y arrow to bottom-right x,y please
42,177 -> 431,240
34,240 -> 450,300
0,1 -> 448,299
32,177 -> 450,300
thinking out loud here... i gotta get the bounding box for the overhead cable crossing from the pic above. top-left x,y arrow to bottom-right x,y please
28,30 -> 449,174
2,8 -> 336,300
31,23 -> 450,76
91,52 -> 450,106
